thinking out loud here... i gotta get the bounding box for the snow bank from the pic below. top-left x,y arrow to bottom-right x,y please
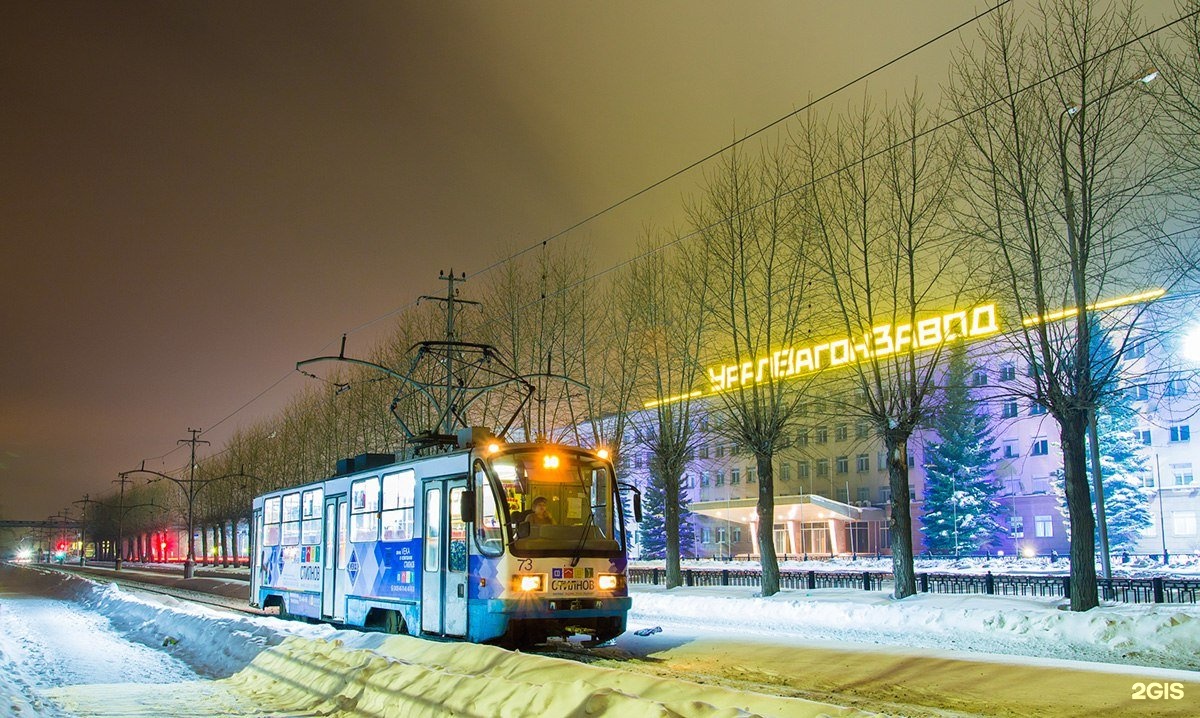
49,635 -> 871,718
630,585 -> 1200,670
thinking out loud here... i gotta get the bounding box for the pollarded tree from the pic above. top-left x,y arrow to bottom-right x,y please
797,89 -> 978,598
921,341 -> 1003,556
950,0 -> 1179,610
689,146 -> 816,597
629,231 -> 710,588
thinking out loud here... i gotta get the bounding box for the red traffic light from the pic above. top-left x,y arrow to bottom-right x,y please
57,542 -> 67,551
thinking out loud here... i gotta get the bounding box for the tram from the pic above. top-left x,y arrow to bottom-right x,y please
250,430 -> 639,646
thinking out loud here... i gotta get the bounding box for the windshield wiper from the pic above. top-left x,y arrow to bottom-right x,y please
569,506 -> 595,567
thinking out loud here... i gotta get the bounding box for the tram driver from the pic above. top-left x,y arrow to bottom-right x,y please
528,496 -> 555,525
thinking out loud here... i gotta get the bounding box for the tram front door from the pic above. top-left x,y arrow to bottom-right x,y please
421,477 -> 469,637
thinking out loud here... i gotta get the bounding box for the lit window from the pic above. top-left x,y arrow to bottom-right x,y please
1035,515 -> 1054,538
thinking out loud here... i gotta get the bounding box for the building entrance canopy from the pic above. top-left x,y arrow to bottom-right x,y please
689,493 -> 885,525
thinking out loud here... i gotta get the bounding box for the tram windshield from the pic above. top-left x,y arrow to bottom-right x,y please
482,448 -> 624,556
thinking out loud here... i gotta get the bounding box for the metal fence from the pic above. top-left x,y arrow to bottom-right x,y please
626,566 -> 1200,604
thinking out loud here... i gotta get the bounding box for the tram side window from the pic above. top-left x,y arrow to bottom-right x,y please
475,462 -> 502,556
281,492 -> 301,545
351,477 -> 380,542
263,496 -> 282,546
301,488 -> 323,545
381,470 -> 415,542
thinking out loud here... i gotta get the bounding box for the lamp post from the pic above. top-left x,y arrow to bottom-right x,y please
1155,453 -> 1169,564
1056,68 -> 1158,581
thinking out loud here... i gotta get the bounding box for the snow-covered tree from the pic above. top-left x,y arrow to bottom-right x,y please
921,341 -> 1002,555
636,470 -> 695,560
1054,320 -> 1153,552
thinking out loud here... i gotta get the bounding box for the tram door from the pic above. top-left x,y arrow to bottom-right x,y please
322,494 -> 348,621
421,478 -> 469,636
250,507 -> 263,604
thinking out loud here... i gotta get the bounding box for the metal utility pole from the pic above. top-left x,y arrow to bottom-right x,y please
178,428 -> 210,578
420,270 -> 479,436
113,472 -> 134,570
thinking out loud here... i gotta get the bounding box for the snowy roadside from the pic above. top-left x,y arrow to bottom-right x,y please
2,565 -> 873,718
629,584 -> 1200,671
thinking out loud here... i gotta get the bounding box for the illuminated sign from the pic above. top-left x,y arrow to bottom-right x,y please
704,303 -> 999,394
1021,289 -> 1165,326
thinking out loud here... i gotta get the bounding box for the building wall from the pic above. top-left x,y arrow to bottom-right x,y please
621,314 -> 1200,560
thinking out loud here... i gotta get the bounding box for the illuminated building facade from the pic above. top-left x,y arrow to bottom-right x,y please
622,296 -> 1200,561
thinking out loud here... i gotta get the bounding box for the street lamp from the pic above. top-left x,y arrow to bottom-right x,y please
1057,67 -> 1158,582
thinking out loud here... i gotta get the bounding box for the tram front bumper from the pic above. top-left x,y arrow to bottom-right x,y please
487,596 -> 632,618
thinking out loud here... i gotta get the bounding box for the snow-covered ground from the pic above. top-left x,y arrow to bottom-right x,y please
3,561 -> 1200,717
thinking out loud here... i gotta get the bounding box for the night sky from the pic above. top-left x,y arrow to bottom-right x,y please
4,2 -> 1160,521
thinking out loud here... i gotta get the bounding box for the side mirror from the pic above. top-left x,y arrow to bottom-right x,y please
459,490 -> 475,524
633,492 -> 643,523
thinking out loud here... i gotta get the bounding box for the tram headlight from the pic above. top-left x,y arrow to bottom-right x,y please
597,574 -> 621,591
516,574 -> 545,592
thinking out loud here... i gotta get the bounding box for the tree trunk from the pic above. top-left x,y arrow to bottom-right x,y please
220,519 -> 231,567
231,518 -> 241,566
665,470 -> 682,589
756,452 -> 780,596
885,430 -> 917,599
200,524 -> 209,566
1060,413 -> 1099,611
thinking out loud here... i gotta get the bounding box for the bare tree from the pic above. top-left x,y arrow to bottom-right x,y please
950,0 -> 1179,610
796,89 -> 975,598
629,232 -> 711,588
690,146 -> 814,597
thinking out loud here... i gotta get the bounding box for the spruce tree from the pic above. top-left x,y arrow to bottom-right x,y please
635,469 -> 695,560
921,341 -> 1003,556
1054,321 -> 1153,552
638,478 -> 667,559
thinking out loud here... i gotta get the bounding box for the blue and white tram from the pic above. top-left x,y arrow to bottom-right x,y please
250,436 -> 637,646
